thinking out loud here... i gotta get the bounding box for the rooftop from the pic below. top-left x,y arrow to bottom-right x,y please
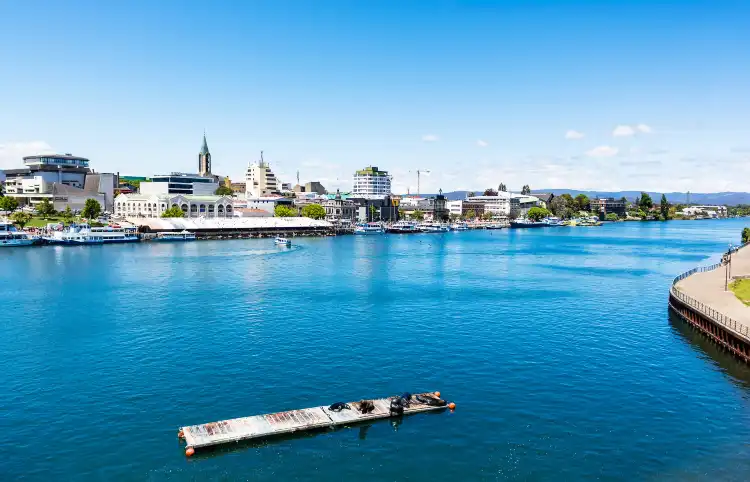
23,153 -> 89,162
355,166 -> 389,176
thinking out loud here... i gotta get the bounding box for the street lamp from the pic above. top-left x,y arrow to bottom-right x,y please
725,244 -> 733,291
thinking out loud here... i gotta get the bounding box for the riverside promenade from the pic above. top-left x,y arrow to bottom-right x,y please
670,244 -> 750,362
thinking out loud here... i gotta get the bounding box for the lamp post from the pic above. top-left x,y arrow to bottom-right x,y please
725,244 -> 732,291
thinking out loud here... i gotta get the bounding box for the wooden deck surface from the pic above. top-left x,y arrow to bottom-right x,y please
181,393 -> 449,450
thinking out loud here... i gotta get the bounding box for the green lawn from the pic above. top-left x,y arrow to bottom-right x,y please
729,279 -> 750,306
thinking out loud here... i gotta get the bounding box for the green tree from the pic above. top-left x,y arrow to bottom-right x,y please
161,206 -> 185,218
743,228 -> 750,244
464,209 -> 476,220
483,188 -> 498,196
467,192 -> 476,198
574,194 -> 590,212
10,211 -> 32,229
498,183 -> 507,192
35,198 -> 55,218
124,179 -> 141,190
0,196 -> 19,213
81,199 -> 102,219
369,204 -> 379,221
215,185 -> 234,196
449,213 -> 460,222
639,192 -> 653,210
411,210 -> 425,221
526,206 -> 551,221
605,213 -> 619,222
550,196 -> 571,219
62,205 -> 74,224
660,194 -> 670,220
482,212 -> 494,221
275,205 -> 297,217
398,208 -> 405,219
521,185 -> 531,195
301,203 -> 326,219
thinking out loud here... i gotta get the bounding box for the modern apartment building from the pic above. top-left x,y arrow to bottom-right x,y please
139,173 -> 219,196
352,166 -> 391,199
245,153 -> 280,198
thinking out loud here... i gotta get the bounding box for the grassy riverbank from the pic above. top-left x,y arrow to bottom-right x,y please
730,279 -> 750,306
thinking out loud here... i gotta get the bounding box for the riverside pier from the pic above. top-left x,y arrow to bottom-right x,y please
669,244 -> 750,363
178,392 -> 454,456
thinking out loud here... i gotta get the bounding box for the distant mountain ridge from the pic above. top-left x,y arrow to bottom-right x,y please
412,190 -> 750,205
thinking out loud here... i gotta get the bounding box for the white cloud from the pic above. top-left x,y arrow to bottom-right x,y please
586,145 -> 619,158
0,141 -> 55,169
565,130 -> 585,140
612,125 -> 636,137
422,134 -> 439,142
636,123 -> 653,134
476,139 -> 488,147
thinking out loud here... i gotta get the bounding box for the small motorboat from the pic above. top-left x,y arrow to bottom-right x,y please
275,236 -> 291,246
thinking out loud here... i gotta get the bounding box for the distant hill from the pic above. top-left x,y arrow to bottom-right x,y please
410,190 -> 750,205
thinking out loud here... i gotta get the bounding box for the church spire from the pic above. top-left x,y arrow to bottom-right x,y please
198,131 -> 211,176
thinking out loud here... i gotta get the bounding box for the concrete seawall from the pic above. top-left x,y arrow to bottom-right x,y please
668,244 -> 750,363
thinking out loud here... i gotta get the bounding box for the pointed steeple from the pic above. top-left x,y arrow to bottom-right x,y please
200,130 -> 210,155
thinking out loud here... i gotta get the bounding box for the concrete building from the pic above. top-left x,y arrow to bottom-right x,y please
244,196 -> 294,215
114,193 -> 234,218
590,197 -> 627,217
532,193 -> 554,209
139,173 -> 219,196
446,200 -> 486,218
293,181 -> 327,195
245,152 -> 280,198
398,192 -> 448,221
322,190 -> 356,223
198,133 -> 212,177
352,166 -> 391,199
510,194 -> 541,217
2,153 -> 117,211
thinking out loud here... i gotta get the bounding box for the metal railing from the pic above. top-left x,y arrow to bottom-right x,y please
670,243 -> 750,340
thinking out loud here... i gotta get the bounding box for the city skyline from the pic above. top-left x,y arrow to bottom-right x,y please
1,0 -> 749,194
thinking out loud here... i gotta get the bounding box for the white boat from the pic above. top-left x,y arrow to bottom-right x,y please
354,222 -> 385,235
44,223 -> 139,245
386,221 -> 421,234
543,216 -> 562,226
275,236 -> 291,246
0,222 -> 39,247
418,223 -> 450,233
485,223 -> 505,230
450,223 -> 469,231
155,230 -> 196,242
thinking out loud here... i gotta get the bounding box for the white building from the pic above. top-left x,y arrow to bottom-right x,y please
467,193 -> 511,217
2,154 -> 116,211
681,205 -> 728,218
245,153 -> 280,198
139,173 -> 218,196
245,196 -> 293,215
114,193 -> 234,218
352,166 -> 391,199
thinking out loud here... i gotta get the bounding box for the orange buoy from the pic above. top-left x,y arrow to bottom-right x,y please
434,391 -> 441,398
448,402 -> 456,410
185,447 -> 195,457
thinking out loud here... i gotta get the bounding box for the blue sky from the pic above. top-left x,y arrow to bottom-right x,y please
1,0 -> 748,193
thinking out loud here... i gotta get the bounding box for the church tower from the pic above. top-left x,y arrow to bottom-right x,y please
198,132 -> 211,176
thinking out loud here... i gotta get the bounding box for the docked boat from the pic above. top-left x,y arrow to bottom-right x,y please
354,222 -> 385,235
90,225 -> 139,243
450,222 -> 469,231
0,222 -> 40,247
418,223 -> 450,233
543,216 -> 563,226
510,218 -> 547,228
485,223 -> 505,230
275,236 -> 291,246
386,221 -> 421,234
155,230 -> 196,242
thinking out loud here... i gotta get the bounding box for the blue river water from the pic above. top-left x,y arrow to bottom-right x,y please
3,219 -> 750,480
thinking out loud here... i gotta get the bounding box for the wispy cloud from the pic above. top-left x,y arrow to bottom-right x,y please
586,145 -> 619,158
0,140 -> 54,169
476,139 -> 488,147
565,130 -> 585,140
612,125 -> 636,137
422,134 -> 439,142
636,124 -> 653,134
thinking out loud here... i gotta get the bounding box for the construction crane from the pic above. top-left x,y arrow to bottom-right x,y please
409,169 -> 431,196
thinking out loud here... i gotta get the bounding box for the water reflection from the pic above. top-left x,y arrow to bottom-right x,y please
669,311 -> 750,390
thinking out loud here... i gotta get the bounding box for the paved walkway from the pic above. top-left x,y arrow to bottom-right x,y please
676,245 -> 750,331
